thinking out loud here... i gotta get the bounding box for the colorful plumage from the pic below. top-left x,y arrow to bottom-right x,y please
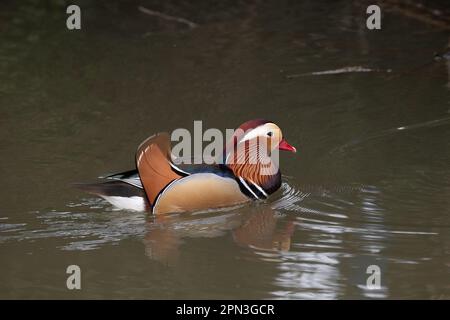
76,119 -> 296,214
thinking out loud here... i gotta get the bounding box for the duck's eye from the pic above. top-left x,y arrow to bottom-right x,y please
267,131 -> 273,137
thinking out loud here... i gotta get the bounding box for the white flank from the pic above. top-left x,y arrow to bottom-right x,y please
101,196 -> 146,212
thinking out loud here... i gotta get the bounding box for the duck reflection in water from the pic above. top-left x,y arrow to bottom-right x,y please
143,204 -> 295,265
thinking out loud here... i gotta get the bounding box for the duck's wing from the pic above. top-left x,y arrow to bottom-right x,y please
136,135 -> 255,213
102,169 -> 139,180
99,159 -> 228,195
101,169 -> 143,188
97,133 -> 255,214
136,132 -> 183,205
102,154 -> 224,189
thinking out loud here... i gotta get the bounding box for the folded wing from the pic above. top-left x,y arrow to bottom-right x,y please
136,133 -> 182,205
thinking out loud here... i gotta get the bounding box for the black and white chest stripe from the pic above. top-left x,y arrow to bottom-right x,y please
236,177 -> 268,200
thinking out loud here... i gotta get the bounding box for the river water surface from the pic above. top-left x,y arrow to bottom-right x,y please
1,0 -> 450,299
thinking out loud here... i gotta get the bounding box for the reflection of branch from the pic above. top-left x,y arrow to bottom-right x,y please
138,6 -> 198,29
287,66 -> 391,78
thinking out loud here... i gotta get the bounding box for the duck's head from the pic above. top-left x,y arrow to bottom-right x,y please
224,119 -> 296,164
239,119 -> 296,152
224,119 -> 296,195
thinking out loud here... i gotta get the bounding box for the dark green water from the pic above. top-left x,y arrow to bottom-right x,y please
1,0 -> 450,299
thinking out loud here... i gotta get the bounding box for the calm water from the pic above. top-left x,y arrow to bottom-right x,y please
1,0 -> 450,299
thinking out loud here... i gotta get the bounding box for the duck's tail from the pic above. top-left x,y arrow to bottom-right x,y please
72,181 -> 149,212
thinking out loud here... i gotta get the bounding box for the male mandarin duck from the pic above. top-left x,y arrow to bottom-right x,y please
77,119 -> 296,214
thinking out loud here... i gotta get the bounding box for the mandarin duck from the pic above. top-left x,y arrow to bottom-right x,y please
77,119 -> 296,214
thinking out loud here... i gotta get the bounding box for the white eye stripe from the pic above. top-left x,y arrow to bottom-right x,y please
240,124 -> 275,142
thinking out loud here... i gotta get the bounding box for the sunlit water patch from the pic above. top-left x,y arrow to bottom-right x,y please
0,198 -> 147,251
